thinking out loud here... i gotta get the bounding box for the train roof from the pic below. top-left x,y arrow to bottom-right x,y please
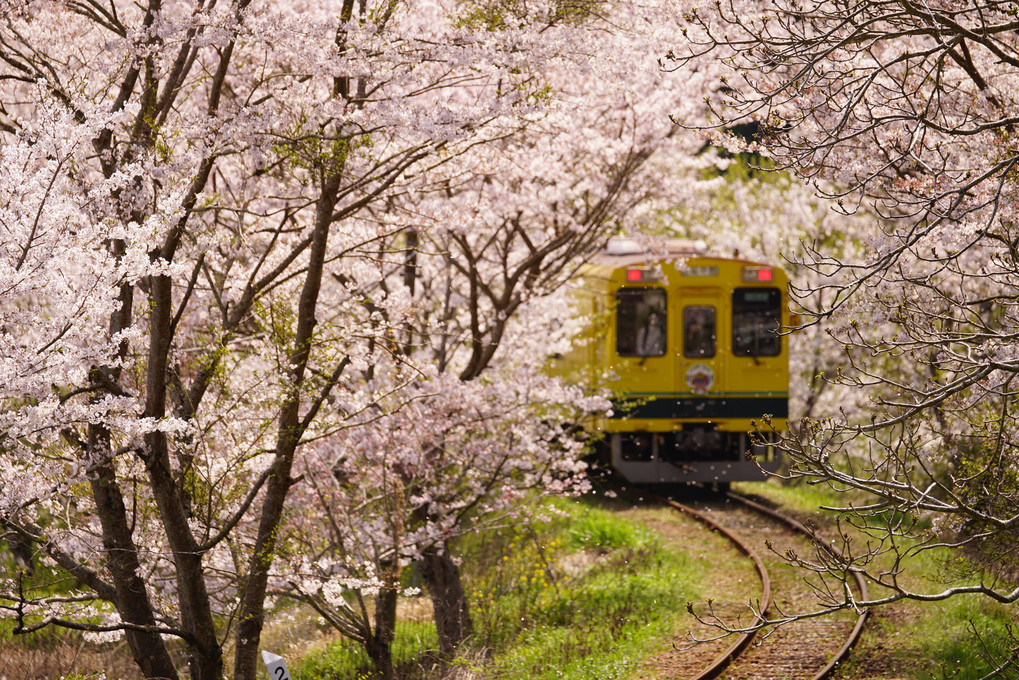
591,237 -> 773,268
604,237 -> 706,256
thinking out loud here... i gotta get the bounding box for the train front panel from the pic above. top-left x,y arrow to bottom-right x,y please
587,254 -> 790,485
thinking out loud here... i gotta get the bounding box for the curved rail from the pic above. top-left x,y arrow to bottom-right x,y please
726,491 -> 870,680
654,490 -> 870,680
662,496 -> 772,680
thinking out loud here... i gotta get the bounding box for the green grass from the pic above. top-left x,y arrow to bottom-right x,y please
461,495 -> 703,680
733,478 -> 844,515
565,506 -> 659,550
862,549 -> 1017,680
291,620 -> 440,680
917,596 -> 1014,680
289,494 -> 700,680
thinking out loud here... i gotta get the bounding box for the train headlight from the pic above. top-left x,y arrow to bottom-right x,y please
742,266 -> 773,282
625,268 -> 661,282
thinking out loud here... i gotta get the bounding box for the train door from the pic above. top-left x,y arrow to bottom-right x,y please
659,289 -> 730,466
675,290 -> 724,399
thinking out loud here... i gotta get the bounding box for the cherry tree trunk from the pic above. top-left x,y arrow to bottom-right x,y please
232,171 -> 341,680
418,543 -> 473,656
365,585 -> 399,680
88,434 -> 180,680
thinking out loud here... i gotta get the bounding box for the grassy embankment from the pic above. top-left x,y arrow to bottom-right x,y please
296,480 -> 1017,680
293,490 -> 716,680
739,481 -> 1017,680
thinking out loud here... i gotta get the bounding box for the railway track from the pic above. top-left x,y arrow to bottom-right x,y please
644,489 -> 869,680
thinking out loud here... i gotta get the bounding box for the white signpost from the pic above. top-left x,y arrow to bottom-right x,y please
261,650 -> 293,680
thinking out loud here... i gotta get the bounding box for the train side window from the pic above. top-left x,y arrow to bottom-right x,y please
683,306 -> 716,358
732,288 -> 781,356
617,288 -> 666,356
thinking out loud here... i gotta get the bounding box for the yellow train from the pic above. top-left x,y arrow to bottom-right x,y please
557,238 -> 789,486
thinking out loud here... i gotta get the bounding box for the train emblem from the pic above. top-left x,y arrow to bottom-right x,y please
685,364 -> 714,394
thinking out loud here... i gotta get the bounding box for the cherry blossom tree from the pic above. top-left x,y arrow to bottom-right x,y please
265,0 -> 711,668
668,0 -> 1019,655
0,1 -> 561,679
277,364 -> 603,676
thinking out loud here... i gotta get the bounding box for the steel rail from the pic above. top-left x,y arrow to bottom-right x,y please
726,491 -> 871,680
657,494 -> 772,680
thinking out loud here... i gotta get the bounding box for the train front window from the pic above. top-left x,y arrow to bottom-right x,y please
683,306 -> 716,358
732,288 -> 781,356
617,288 -> 666,356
